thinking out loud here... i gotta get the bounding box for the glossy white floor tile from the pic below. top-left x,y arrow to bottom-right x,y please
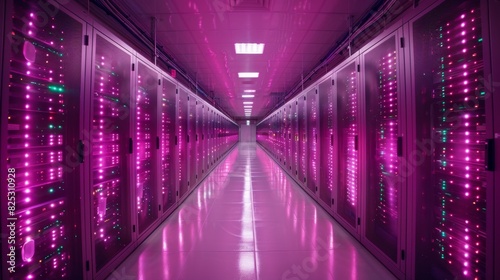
107,143 -> 396,280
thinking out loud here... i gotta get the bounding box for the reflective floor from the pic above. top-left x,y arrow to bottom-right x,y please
107,143 -> 396,280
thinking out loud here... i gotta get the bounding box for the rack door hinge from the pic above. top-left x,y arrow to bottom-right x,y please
83,35 -> 89,46
132,63 -> 135,71
400,37 -> 405,48
401,250 -> 405,260
357,217 -> 361,225
357,64 -> 360,72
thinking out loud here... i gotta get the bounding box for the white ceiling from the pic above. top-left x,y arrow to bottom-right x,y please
115,0 -> 378,119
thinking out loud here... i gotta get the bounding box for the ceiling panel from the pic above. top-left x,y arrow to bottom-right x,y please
115,0 -> 378,119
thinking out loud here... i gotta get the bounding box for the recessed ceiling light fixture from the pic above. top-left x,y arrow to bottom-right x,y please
244,105 -> 252,108
243,101 -> 253,104
242,95 -> 255,98
235,43 -> 265,54
244,90 -> 256,93
238,72 -> 259,78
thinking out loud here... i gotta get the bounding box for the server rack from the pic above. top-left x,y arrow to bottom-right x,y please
177,90 -> 188,198
359,28 -> 407,276
90,31 -> 135,275
291,101 -> 298,175
134,59 -> 160,235
276,108 -> 286,164
0,2 -> 87,278
160,77 -> 176,214
198,103 -> 204,176
336,58 -> 360,233
318,77 -> 335,208
407,0 -> 492,278
297,95 -> 307,186
307,88 -> 319,195
187,95 -> 197,189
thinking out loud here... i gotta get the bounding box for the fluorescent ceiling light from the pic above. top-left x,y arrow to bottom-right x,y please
243,101 -> 253,104
235,43 -> 265,54
242,95 -> 255,98
238,72 -> 259,78
244,90 -> 256,93
244,109 -> 252,112
244,106 -> 252,108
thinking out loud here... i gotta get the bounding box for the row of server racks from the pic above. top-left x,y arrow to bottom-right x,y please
257,0 -> 500,279
0,1 -> 239,279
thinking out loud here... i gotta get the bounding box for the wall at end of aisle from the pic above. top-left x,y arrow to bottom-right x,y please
238,120 -> 256,142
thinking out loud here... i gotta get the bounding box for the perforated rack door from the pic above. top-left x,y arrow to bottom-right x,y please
411,0 -> 487,278
177,90 -> 188,197
319,78 -> 335,206
307,89 -> 319,194
363,34 -> 401,263
91,33 -> 133,271
187,96 -> 197,187
297,95 -> 307,185
337,61 -> 359,229
135,61 -> 159,233
161,78 -> 176,212
3,2 -> 85,278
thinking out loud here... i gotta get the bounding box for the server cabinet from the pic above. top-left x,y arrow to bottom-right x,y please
409,0 -> 489,278
208,110 -> 214,167
276,113 -> 281,159
291,102 -> 298,175
177,90 -> 188,197
297,95 -> 307,185
336,60 -> 360,231
307,89 -> 319,194
187,96 -> 197,188
361,31 -> 406,273
90,33 -> 133,272
198,103 -> 205,175
278,110 -> 284,162
1,2 -> 86,278
160,78 -> 176,213
319,77 -> 336,207
134,60 -> 159,234
217,114 -> 222,159
284,106 -> 290,168
202,105 -> 208,172
217,114 -> 222,160
195,101 -> 201,176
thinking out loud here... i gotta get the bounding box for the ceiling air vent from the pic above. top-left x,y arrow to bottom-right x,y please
229,0 -> 270,11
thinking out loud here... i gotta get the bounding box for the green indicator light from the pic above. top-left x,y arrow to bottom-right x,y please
48,85 -> 65,93
49,124 -> 54,129
480,91 -> 486,96
478,38 -> 483,42
49,188 -> 54,193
